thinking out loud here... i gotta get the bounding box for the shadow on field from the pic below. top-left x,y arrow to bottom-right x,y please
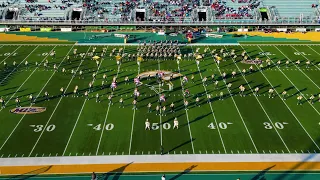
169,165 -> 198,180
165,138 -> 195,154
7,165 -> 52,179
251,165 -> 275,180
97,162 -> 133,180
272,135 -> 320,180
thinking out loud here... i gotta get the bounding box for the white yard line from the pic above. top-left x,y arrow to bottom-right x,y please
0,45 -> 21,65
255,45 -> 320,151
274,45 -> 320,116
157,57 -> 163,147
63,46 -> 108,156
128,50 -> 140,155
307,45 -> 320,69
96,47 -> 122,155
28,46 -> 92,157
2,154 -> 320,166
0,45 -> 38,85
207,46 -> 258,153
176,59 -> 195,154
128,50 -> 141,155
190,46 -> 227,153
290,45 -> 320,83
0,45 -> 74,151
224,45 -> 291,153
0,46 -> 41,113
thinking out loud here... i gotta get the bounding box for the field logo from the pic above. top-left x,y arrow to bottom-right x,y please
137,70 -> 182,94
10,107 -> 46,114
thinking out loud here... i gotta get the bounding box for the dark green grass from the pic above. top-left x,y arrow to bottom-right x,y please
239,41 -> 320,44
0,44 -> 320,158
0,41 -> 75,44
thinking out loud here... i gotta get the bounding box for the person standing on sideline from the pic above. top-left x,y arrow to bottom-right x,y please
161,174 -> 166,180
91,172 -> 97,180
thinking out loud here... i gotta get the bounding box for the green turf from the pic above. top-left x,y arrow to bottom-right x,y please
240,41 -> 320,44
0,44 -> 320,157
0,41 -> 75,44
3,172 -> 320,180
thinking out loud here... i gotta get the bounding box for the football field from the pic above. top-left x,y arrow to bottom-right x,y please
1,43 -> 320,158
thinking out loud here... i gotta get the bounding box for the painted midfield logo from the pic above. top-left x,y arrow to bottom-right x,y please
10,107 -> 46,114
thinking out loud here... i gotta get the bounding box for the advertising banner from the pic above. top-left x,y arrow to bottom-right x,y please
0,28 -> 9,32
276,28 -> 287,32
20,28 -> 31,32
114,34 -> 126,38
296,28 -> 306,32
40,28 -> 52,32
61,28 -> 72,32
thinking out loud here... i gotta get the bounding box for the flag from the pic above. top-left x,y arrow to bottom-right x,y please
216,56 -> 222,61
196,54 -> 202,60
115,55 -> 121,61
92,56 -> 100,60
137,56 -> 143,62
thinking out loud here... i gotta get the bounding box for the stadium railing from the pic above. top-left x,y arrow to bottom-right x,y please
0,18 -> 319,25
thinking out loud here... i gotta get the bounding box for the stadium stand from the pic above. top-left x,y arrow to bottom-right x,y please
0,0 -> 318,23
264,0 -> 318,22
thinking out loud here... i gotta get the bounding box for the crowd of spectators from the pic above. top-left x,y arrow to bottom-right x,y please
211,0 -> 260,19
24,4 -> 67,14
147,0 -> 199,22
1,2 -> 9,8
83,0 -> 138,21
2,0 -> 263,22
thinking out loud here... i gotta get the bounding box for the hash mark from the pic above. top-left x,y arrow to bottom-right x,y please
0,154 -> 3,158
